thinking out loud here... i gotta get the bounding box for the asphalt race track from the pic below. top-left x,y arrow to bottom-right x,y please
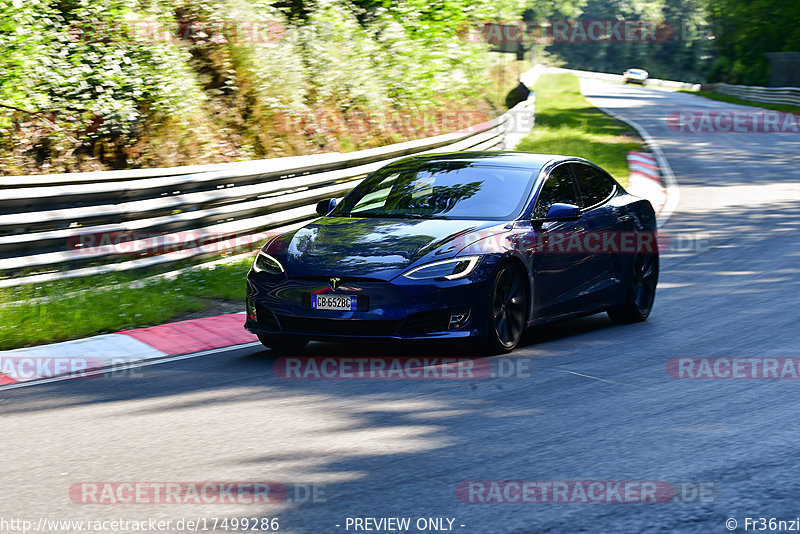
3,79 -> 800,533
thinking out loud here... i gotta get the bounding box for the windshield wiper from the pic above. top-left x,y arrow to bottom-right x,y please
381,213 -> 443,220
345,212 -> 447,220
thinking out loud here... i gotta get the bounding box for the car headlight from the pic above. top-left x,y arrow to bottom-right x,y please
402,256 -> 481,281
252,251 -> 285,274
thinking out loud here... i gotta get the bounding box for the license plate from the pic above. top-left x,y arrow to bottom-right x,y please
311,294 -> 357,311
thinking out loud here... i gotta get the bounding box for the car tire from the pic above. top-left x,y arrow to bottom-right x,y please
607,251 -> 659,323
257,334 -> 309,353
485,262 -> 528,354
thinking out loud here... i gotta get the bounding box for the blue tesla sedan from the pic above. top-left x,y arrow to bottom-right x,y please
245,152 -> 658,354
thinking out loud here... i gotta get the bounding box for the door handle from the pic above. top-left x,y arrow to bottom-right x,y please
617,214 -> 633,223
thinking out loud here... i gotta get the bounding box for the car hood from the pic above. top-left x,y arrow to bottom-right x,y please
266,216 -> 507,280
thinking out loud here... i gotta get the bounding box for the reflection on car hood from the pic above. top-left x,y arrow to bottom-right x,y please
267,216 -> 507,280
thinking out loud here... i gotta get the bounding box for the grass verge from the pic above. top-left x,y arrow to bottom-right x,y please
516,73 -> 643,186
679,90 -> 800,116
0,258 -> 251,350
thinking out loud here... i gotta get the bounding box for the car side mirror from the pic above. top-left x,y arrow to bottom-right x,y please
315,198 -> 338,217
533,203 -> 582,225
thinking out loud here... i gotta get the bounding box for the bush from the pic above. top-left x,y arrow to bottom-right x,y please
1,0 -> 527,173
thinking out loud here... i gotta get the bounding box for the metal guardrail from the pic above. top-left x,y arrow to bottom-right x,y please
702,83 -> 800,107
0,93 -> 536,288
552,66 -> 798,106
547,67 -> 701,91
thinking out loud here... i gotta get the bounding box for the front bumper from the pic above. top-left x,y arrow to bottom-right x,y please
244,268 -> 494,341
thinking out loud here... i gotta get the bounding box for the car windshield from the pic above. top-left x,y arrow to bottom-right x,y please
331,161 -> 537,220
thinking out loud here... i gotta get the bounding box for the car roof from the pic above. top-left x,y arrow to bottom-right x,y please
390,151 -> 576,171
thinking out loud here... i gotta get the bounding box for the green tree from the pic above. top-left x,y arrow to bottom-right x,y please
542,0 -> 714,82
704,0 -> 800,84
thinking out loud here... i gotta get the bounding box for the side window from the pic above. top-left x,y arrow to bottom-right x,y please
573,164 -> 617,208
533,165 -> 579,218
